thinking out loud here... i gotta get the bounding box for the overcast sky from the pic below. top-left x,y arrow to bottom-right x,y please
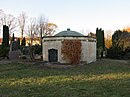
1,0 -> 130,34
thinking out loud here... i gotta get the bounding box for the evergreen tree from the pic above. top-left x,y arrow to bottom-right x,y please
96,28 -> 105,57
17,38 -> 20,49
112,30 -> 123,47
12,33 -> 15,41
21,37 -> 26,46
3,25 -> 9,47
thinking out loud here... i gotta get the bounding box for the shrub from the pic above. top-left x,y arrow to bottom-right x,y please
20,55 -> 27,59
0,45 -> 9,58
21,46 -> 29,55
34,44 -> 42,55
106,47 -> 124,59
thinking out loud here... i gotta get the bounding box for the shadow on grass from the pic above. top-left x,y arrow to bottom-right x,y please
1,73 -> 130,97
0,59 -> 130,97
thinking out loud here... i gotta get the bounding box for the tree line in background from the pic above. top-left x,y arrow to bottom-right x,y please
0,9 -> 130,60
107,30 -> 130,59
0,9 -> 58,59
0,10 -> 57,38
95,27 -> 130,60
0,10 -> 57,44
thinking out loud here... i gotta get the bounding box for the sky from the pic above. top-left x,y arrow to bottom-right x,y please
1,0 -> 130,35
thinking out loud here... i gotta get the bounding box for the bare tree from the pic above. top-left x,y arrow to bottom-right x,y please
18,12 -> 28,39
105,30 -> 112,49
27,18 -> 36,45
36,15 -> 57,47
27,18 -> 37,59
45,23 -> 57,36
0,9 -> 3,34
36,16 -> 48,48
0,10 -> 17,35
0,9 -> 4,26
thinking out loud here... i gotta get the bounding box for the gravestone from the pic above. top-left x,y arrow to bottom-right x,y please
9,41 -> 19,60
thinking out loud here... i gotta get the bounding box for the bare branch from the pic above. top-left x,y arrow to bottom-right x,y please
18,12 -> 28,38
27,17 -> 36,45
0,11 -> 17,36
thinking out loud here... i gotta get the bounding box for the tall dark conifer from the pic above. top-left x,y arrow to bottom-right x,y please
17,38 -> 20,49
3,25 -> 9,47
12,33 -> 15,41
21,37 -> 26,46
96,28 -> 105,57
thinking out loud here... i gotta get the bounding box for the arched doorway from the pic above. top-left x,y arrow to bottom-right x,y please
48,49 -> 58,62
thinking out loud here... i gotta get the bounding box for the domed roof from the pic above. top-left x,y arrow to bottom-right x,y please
54,28 -> 84,37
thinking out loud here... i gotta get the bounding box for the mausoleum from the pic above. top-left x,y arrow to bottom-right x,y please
42,28 -> 96,64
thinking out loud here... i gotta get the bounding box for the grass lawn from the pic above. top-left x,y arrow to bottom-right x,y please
0,59 -> 130,97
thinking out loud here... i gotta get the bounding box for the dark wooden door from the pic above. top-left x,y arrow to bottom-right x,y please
48,49 -> 58,62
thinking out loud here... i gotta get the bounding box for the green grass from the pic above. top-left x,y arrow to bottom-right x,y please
0,59 -> 130,97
